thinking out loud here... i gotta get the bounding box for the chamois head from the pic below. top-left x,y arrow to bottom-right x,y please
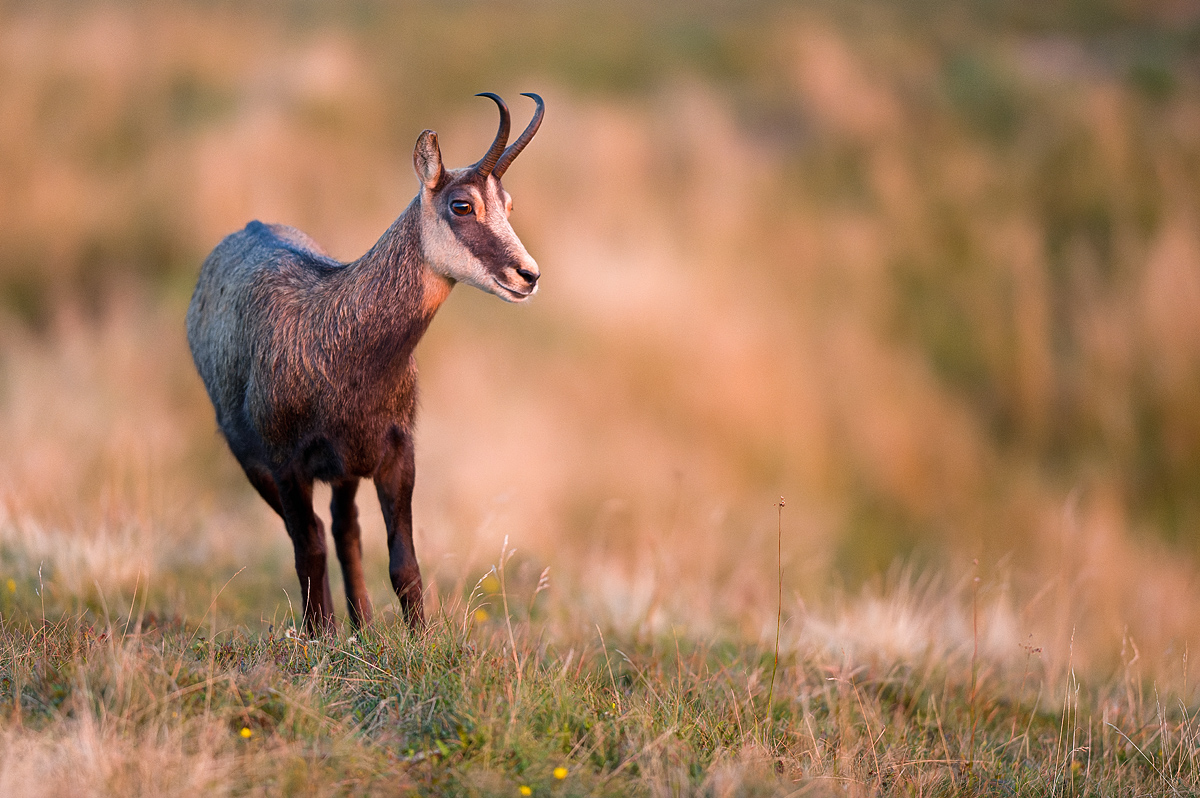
414,92 -> 544,302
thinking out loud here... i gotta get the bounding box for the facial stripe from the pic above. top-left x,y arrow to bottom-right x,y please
455,180 -> 532,270
454,218 -> 522,268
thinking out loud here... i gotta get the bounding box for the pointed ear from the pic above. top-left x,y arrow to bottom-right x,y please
413,129 -> 444,190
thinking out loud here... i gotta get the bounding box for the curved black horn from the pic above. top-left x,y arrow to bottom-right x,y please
473,93 -> 510,178
492,93 -> 544,180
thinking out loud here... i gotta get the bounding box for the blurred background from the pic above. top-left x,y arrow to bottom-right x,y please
2,0 -> 1200,674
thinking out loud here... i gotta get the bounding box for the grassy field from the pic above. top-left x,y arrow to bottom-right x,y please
3,553 -> 1199,795
4,0 -> 1200,794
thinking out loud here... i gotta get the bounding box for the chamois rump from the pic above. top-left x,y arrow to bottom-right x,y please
186,93 -> 544,633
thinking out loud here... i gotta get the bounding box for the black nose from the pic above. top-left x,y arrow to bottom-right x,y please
516,267 -> 539,285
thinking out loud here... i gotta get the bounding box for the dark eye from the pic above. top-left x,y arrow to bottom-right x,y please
450,200 -> 473,216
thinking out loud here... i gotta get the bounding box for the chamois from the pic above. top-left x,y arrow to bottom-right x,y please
186,93 -> 544,633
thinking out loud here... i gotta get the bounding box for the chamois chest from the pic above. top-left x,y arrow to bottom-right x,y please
248,315 -> 421,480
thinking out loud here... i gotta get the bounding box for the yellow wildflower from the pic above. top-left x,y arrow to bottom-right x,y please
240,727 -> 252,739
518,786 -> 532,796
553,767 -> 568,780
5,578 -> 14,594
474,608 -> 490,623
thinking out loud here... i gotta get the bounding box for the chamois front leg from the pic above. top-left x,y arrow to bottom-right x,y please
375,430 -> 424,630
331,478 -> 373,629
277,471 -> 335,635
241,461 -> 285,517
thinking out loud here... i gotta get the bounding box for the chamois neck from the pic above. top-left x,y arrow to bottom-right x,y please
352,195 -> 455,318
324,194 -> 453,381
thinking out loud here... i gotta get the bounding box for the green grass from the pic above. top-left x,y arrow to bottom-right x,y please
2,587 -> 1197,796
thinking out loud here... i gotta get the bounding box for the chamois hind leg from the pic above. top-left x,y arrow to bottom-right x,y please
276,470 -> 335,635
375,429 -> 424,630
331,478 -> 373,629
